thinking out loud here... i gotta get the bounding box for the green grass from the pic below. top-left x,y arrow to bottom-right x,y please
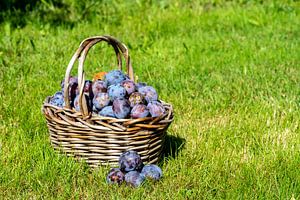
0,0 -> 300,199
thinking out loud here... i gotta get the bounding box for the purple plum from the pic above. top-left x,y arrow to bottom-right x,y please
124,171 -> 145,187
121,80 -> 136,95
104,70 -> 126,86
92,80 -> 107,96
131,104 -> 149,118
141,164 -> 163,181
135,82 -> 147,90
112,99 -> 131,119
108,84 -> 126,101
93,92 -> 110,111
128,92 -> 144,107
147,101 -> 165,117
49,91 -> 64,107
106,168 -> 125,185
61,76 -> 78,104
99,106 -> 115,118
138,86 -> 158,103
61,76 -> 78,91
119,150 -> 143,172
73,94 -> 92,112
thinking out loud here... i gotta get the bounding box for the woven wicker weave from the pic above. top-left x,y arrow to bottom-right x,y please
42,35 -> 174,168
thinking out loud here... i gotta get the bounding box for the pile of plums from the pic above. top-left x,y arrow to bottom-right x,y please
49,70 -> 166,119
106,150 -> 163,187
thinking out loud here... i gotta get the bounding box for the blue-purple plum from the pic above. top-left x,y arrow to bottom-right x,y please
121,80 -> 136,95
112,99 -> 131,119
99,106 -> 115,118
83,80 -> 93,100
61,76 -> 78,104
92,80 -> 107,96
49,91 -> 64,107
141,164 -> 163,181
73,94 -> 92,112
124,171 -> 145,188
131,104 -> 149,118
124,74 -> 131,80
119,150 -> 143,172
135,82 -> 147,90
54,91 -> 64,99
106,168 -> 125,185
93,92 -> 110,111
147,101 -> 165,117
60,76 -> 78,91
128,92 -> 144,107
138,86 -> 158,103
108,84 -> 126,100
104,70 -> 126,86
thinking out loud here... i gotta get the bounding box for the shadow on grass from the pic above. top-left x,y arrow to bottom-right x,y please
161,133 -> 186,162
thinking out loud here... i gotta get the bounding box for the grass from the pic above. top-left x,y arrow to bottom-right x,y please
0,0 -> 299,199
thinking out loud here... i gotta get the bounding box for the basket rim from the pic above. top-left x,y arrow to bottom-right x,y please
42,95 -> 174,124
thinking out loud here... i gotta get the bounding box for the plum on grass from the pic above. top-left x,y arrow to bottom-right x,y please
93,92 -> 110,111
124,171 -> 145,188
106,168 -> 125,185
49,91 -> 64,107
104,70 -> 126,86
92,80 -> 107,95
108,84 -> 126,101
147,101 -> 165,117
131,104 -> 149,118
112,99 -> 130,119
121,80 -> 136,95
99,106 -> 115,118
128,92 -> 144,107
141,164 -> 163,181
138,86 -> 158,103
119,150 -> 143,172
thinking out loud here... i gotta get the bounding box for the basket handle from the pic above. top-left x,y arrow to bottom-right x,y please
63,35 -> 134,116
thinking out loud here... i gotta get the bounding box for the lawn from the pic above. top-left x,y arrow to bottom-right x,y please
0,0 -> 299,199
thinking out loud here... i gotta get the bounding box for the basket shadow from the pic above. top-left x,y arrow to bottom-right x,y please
161,133 -> 185,162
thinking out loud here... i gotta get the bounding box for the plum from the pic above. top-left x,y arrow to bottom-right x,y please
141,164 -> 163,181
83,80 -> 93,99
60,76 -> 78,91
73,95 -> 81,111
131,104 -> 149,118
138,86 -> 158,103
106,168 -> 125,185
135,82 -> 147,90
128,92 -> 144,107
147,101 -> 165,117
92,80 -> 107,95
119,150 -> 143,172
124,74 -> 131,80
99,106 -> 115,118
54,91 -> 64,99
124,171 -> 145,188
61,76 -> 78,104
49,91 -> 64,107
73,94 -> 92,112
121,80 -> 136,95
104,70 -> 126,86
112,99 -> 131,119
108,84 -> 126,101
93,92 -> 110,111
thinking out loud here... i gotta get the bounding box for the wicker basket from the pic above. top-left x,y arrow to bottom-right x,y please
42,35 -> 174,168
